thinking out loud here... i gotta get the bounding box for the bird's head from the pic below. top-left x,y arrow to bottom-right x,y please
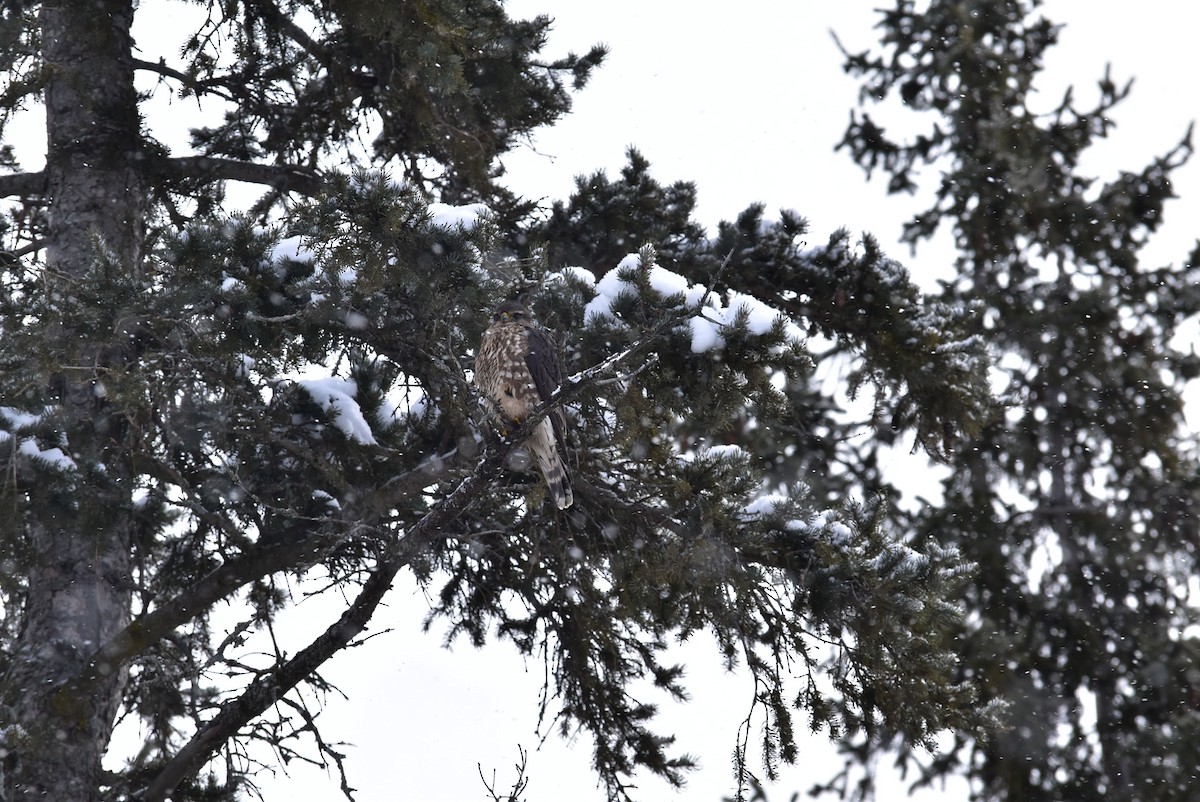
492,300 -> 530,323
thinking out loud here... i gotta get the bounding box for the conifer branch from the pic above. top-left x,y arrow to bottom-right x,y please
73,448 -> 460,693
70,527 -> 351,693
133,57 -> 236,100
251,0 -> 333,64
137,337 -> 661,802
0,170 -> 47,198
159,156 -> 324,196
32,291 -> 665,798
0,159 -> 323,201
136,448 -> 518,802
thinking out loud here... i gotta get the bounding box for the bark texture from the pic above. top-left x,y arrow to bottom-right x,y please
3,2 -> 143,800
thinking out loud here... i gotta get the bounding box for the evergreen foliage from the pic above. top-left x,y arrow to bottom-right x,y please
835,1 -> 1200,799
0,3 -> 997,802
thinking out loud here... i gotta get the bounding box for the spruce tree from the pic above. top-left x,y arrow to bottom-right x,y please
835,1 -> 1200,799
2,3 -> 993,801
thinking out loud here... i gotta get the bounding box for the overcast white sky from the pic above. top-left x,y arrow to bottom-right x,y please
23,1 -> 1194,801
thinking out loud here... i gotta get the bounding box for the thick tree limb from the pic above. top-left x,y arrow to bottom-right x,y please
0,157 -> 324,202
0,171 -> 47,198
159,156 -> 324,196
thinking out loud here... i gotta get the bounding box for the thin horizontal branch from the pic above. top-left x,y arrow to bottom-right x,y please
0,170 -> 47,199
133,57 -> 235,101
2,238 -> 47,261
159,155 -> 324,196
360,446 -> 471,517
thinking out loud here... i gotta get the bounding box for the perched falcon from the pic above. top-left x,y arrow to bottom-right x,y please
474,300 -> 573,509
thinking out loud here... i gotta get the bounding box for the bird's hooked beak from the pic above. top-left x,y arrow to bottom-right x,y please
493,305 -> 524,322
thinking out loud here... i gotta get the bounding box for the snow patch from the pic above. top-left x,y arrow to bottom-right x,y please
18,440 -> 77,472
742,493 -> 789,518
297,378 -> 378,445
558,265 -> 598,287
646,264 -> 691,298
0,407 -> 42,429
828,521 -> 853,545
312,489 -> 341,510
272,235 -> 315,264
688,316 -> 725,352
427,202 -> 490,231
702,444 -> 748,461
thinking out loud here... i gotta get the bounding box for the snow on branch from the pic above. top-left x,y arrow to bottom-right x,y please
575,250 -> 804,354
297,377 -> 379,445
427,201 -> 491,231
0,406 -> 78,474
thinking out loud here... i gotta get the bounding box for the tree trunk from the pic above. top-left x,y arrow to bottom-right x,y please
3,1 -> 143,799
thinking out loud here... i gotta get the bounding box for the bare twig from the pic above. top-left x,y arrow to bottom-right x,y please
691,247 -> 737,315
478,746 -> 531,802
275,696 -> 357,801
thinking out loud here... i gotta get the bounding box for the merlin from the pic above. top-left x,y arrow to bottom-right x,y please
474,300 -> 573,509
